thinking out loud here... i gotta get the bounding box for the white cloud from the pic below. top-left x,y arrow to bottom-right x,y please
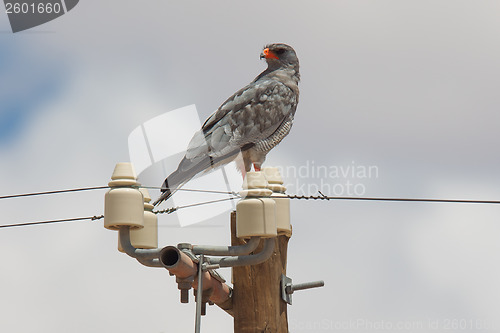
2,1 -> 500,332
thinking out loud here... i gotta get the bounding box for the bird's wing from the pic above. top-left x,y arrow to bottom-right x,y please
153,78 -> 297,206
187,78 -> 298,161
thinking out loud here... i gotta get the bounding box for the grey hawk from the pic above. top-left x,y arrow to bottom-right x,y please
153,43 -> 300,206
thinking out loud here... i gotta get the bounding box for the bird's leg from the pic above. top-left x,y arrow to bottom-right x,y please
253,163 -> 261,172
234,153 -> 247,179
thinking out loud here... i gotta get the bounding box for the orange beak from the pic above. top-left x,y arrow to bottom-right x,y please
261,48 -> 279,60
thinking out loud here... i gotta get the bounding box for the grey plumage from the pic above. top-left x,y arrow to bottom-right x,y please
153,43 -> 300,206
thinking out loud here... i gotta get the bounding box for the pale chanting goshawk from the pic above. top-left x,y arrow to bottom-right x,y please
153,43 -> 300,206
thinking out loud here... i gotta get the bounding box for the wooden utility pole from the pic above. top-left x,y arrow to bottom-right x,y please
230,211 -> 290,333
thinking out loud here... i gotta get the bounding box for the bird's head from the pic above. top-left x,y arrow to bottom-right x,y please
260,43 -> 299,71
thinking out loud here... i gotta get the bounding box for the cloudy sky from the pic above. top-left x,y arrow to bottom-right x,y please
1,1 -> 500,332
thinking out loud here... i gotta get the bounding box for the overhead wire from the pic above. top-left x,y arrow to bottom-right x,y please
0,185 -> 238,229
281,192 -> 500,205
3,184 -> 499,204
141,186 -> 238,196
0,197 -> 239,229
1,185 -> 500,230
0,215 -> 104,229
0,185 -> 238,200
0,186 -> 109,200
153,196 -> 239,215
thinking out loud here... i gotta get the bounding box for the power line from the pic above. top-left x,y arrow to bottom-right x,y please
0,215 -> 104,229
2,186 -> 500,230
3,184 -> 499,205
0,186 -> 109,200
0,197 -> 238,229
280,192 -> 500,205
154,197 -> 238,215
141,186 -> 238,196
2,192 -> 499,230
0,186 -> 237,201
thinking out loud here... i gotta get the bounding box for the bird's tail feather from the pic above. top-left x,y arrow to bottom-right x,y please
152,167 -> 194,207
152,177 -> 187,206
152,151 -> 239,207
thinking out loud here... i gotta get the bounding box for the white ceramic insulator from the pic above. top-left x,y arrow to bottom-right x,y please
236,172 -> 277,238
263,167 -> 292,237
104,162 -> 144,230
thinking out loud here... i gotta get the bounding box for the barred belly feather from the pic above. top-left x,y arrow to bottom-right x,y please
254,120 -> 293,153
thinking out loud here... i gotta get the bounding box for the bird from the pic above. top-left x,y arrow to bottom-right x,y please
153,43 -> 300,206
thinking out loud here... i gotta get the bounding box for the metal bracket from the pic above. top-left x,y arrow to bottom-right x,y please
195,254 -> 204,333
178,244 -> 225,283
281,275 -> 294,305
280,274 -> 325,305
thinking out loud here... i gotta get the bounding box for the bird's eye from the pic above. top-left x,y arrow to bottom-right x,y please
275,48 -> 286,55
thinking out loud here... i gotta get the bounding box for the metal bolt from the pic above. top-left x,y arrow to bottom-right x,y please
201,302 -> 207,316
286,280 -> 325,294
280,274 -> 324,305
180,289 -> 189,303
176,277 -> 194,304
